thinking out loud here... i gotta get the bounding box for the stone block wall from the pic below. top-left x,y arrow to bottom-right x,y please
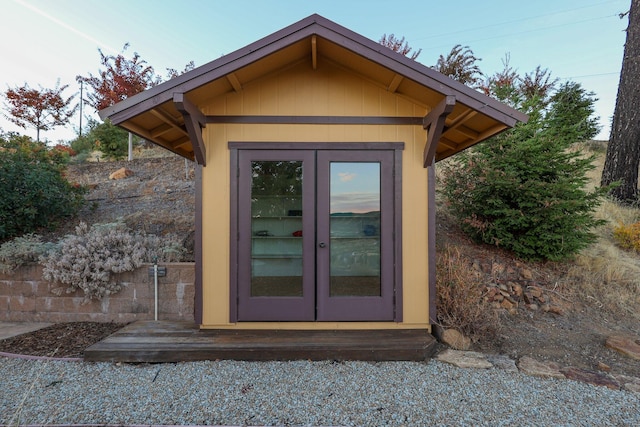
0,263 -> 195,323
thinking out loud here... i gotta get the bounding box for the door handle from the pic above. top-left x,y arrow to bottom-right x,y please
318,242 -> 326,248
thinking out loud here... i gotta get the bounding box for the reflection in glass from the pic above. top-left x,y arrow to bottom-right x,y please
250,161 -> 303,297
329,162 -> 381,297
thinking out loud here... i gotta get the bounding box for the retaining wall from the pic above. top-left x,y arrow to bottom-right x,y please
0,263 -> 195,323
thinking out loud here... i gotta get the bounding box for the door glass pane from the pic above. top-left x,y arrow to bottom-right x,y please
250,161 -> 303,296
329,162 -> 381,296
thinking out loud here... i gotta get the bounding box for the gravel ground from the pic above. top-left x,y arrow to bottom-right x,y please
1,358 -> 638,426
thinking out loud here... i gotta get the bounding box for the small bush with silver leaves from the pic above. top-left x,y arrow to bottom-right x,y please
41,221 -> 184,301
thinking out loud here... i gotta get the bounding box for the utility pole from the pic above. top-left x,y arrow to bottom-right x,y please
78,79 -> 83,137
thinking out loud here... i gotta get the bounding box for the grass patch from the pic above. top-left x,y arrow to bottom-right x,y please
435,244 -> 499,342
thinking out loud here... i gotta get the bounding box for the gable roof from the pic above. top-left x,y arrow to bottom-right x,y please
99,14 -> 527,164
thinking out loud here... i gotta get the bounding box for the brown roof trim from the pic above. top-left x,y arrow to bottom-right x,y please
99,14 -> 527,127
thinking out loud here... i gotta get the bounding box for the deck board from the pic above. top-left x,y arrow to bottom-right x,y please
84,321 -> 437,363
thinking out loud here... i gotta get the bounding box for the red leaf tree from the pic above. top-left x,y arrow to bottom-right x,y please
379,34 -> 422,60
2,81 -> 77,142
79,43 -> 159,111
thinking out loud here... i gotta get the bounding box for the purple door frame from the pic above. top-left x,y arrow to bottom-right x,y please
229,142 -> 403,322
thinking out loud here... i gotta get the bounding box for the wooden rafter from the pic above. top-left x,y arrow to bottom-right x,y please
150,123 -> 175,138
388,74 -> 403,93
121,121 -> 153,140
438,137 -> 457,151
447,124 -> 479,140
446,109 -> 477,129
423,95 -> 456,167
226,73 -> 243,92
311,35 -> 318,70
174,93 -> 207,166
150,108 -> 189,137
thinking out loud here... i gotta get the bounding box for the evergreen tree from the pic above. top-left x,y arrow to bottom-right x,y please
441,80 -> 605,261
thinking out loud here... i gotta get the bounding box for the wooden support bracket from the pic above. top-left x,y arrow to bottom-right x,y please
174,92 -> 207,166
423,95 -> 456,167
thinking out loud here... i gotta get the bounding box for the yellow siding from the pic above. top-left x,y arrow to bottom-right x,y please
200,61 -> 431,330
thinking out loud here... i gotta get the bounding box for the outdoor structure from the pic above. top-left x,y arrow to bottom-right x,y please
100,14 -> 527,332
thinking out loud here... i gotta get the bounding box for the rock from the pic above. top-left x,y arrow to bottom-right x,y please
436,349 -> 493,369
624,383 -> 640,394
528,286 -> 543,299
500,298 -> 516,310
491,262 -> 505,276
517,356 -> 565,379
521,268 -> 533,280
109,167 -> 135,180
512,283 -> 523,297
487,354 -> 519,373
526,303 -> 539,311
605,334 -> 640,360
441,328 -> 472,350
597,361 -> 611,372
614,375 -> 640,393
547,305 -> 564,315
560,367 -> 620,390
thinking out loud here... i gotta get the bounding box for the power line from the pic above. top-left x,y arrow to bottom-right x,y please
421,13 -> 620,53
412,0 -> 627,42
559,71 -> 620,80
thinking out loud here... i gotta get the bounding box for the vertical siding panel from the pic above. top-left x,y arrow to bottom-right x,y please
312,65 -> 330,116
260,79 -> 278,114
200,123 -> 231,325
401,125 -> 430,325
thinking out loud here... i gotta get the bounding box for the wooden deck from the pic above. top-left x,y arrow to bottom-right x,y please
84,321 -> 437,363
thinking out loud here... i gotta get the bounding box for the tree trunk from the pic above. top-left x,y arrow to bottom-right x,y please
601,0 -> 640,203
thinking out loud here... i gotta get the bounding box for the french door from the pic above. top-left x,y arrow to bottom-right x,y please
234,147 -> 398,321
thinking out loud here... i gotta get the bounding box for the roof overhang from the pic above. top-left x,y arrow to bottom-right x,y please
99,14 -> 528,165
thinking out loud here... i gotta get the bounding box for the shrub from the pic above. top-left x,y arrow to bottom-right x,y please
613,221 -> 640,252
41,221 -> 185,301
0,234 -> 57,273
441,81 -> 606,261
52,143 -> 76,158
70,131 -> 96,156
436,244 -> 497,341
0,133 -> 85,240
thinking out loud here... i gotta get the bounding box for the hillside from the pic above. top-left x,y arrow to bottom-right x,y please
60,152 -> 196,260
58,147 -> 640,379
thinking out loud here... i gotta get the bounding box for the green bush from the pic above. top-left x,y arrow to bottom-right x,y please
441,82 -> 606,261
0,133 -> 85,241
70,132 -> 96,156
88,119 -> 136,160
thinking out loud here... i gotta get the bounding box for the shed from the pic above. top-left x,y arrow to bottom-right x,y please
100,14 -> 527,332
